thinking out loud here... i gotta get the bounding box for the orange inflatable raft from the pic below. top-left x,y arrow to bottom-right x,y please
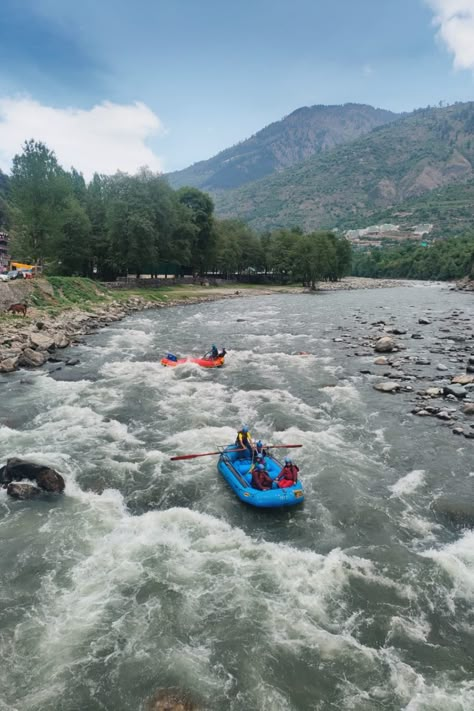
161,354 -> 225,368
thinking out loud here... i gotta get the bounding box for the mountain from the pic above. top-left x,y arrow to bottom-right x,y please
166,104 -> 400,191
213,102 -> 474,232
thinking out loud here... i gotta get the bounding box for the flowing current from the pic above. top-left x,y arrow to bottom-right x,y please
1,286 -> 473,711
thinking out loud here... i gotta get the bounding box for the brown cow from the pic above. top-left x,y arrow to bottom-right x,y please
7,303 -> 27,316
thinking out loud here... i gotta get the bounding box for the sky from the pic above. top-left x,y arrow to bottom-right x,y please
0,0 -> 473,179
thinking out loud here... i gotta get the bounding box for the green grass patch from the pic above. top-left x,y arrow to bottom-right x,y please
46,277 -> 108,305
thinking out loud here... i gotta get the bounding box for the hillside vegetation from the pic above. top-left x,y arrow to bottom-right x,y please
213,102 -> 474,231
167,104 -> 399,191
338,178 -> 474,238
352,235 -> 474,281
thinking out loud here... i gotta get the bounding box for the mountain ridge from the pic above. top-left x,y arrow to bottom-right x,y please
167,103 -> 400,191
212,102 -> 474,232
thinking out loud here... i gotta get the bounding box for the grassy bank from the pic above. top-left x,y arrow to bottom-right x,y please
1,277 -> 288,322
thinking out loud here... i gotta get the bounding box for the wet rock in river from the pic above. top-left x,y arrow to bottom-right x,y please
387,327 -> 407,335
0,458 -> 65,493
374,336 -> 396,353
452,374 -> 474,385
6,483 -> 42,500
463,403 -> 474,415
425,387 -> 443,397
19,348 -> 47,368
65,358 -> 80,366
418,317 -> 431,325
374,381 -> 401,393
432,497 -> 474,527
443,384 -> 468,399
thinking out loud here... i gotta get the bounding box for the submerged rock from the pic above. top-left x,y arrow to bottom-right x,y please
6,483 -> 42,500
374,381 -> 401,393
432,497 -> 474,526
463,403 -> 474,415
145,689 -> 199,711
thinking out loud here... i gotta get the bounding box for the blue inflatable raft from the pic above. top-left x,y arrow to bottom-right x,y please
217,445 -> 304,508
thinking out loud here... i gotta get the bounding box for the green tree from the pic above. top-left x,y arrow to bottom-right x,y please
177,187 -> 216,275
10,140 -> 69,264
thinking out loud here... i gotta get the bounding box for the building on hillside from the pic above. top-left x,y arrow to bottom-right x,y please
0,231 -> 8,272
345,222 -> 434,248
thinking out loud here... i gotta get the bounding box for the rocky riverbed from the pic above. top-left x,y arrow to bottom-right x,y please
329,300 -> 474,441
0,278 -> 413,375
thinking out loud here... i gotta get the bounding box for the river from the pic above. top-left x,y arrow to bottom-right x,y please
0,286 -> 473,711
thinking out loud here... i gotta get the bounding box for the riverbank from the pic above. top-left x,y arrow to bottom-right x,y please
0,276 -> 438,374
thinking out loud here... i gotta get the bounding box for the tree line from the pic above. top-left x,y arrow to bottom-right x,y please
0,140 -> 351,285
352,236 -> 474,281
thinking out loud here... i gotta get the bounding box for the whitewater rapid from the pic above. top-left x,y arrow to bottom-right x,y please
0,287 -> 473,711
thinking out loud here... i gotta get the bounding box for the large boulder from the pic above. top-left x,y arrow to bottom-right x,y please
0,356 -> 19,373
19,348 -> 47,368
1,458 -> 65,493
29,332 -> 56,351
374,336 -> 396,353
145,689 -> 199,711
7,483 -> 42,500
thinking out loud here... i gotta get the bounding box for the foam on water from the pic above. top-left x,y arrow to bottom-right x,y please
390,470 -> 426,497
6,506 -> 418,709
422,530 -> 474,604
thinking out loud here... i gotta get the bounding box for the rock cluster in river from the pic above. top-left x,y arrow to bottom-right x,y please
331,303 -> 474,440
0,458 -> 65,499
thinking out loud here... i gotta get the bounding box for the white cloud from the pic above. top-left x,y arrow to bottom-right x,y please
426,0 -> 474,70
0,97 -> 164,179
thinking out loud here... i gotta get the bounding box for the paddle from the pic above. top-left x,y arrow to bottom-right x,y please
170,443 -> 302,461
170,448 -> 242,461
266,444 -> 302,449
